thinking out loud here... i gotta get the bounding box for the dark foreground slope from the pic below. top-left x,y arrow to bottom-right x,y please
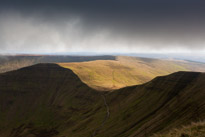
0,64 -> 205,137
99,71 -> 205,137
0,64 -> 105,137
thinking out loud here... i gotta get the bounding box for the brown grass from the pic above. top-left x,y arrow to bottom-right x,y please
152,121 -> 205,137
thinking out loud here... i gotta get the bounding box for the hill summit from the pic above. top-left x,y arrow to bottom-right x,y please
0,64 -> 103,137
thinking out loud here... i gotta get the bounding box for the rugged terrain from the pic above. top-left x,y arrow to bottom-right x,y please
0,64 -> 205,137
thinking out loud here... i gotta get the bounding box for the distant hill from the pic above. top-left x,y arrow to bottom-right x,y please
59,56 -> 205,90
2,55 -> 205,91
0,55 -> 115,73
0,64 -> 205,137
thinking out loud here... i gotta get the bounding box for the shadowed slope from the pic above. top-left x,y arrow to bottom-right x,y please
94,71 -> 205,137
0,64 -> 105,137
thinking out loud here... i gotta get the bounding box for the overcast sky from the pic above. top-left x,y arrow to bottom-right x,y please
0,0 -> 205,54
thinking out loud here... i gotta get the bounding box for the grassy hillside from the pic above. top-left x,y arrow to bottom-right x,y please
0,64 -> 105,137
0,64 -> 205,137
59,56 -> 205,90
152,121 -> 205,137
96,71 -> 205,137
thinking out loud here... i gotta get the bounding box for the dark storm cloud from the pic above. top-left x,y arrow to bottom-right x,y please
0,0 -> 205,53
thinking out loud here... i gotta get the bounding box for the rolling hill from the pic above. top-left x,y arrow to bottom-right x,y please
59,56 -> 205,90
0,55 -> 115,73
0,64 -> 205,137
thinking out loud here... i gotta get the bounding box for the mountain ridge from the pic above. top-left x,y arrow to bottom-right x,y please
0,63 -> 105,137
0,64 -> 205,137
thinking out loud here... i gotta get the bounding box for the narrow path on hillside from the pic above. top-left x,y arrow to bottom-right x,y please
90,94 -> 110,137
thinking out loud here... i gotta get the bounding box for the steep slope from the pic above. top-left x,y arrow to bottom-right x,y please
95,71 -> 205,137
59,56 -> 205,90
0,64 -> 106,137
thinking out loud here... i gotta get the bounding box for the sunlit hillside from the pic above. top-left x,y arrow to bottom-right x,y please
59,56 -> 205,90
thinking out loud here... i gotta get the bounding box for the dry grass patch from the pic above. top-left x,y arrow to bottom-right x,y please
153,121 -> 205,137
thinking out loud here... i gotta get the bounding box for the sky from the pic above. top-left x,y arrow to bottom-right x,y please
0,0 -> 205,54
